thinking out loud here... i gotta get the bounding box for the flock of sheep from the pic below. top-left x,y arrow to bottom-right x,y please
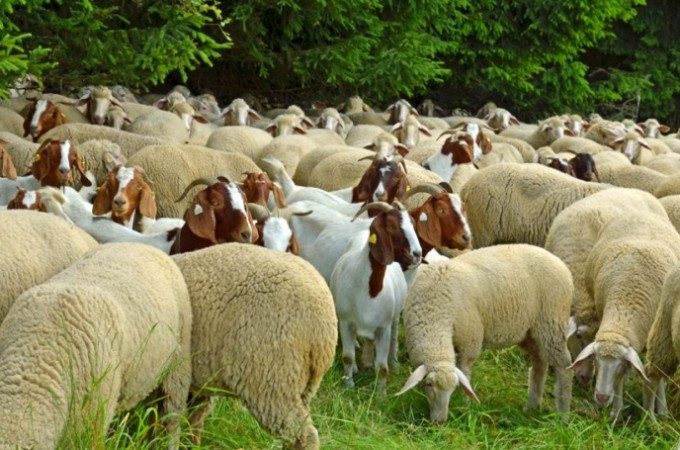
1,76 -> 680,448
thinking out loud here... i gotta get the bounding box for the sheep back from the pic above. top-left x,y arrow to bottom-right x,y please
645,262 -> 680,378
205,126 -> 273,161
256,135 -> 317,177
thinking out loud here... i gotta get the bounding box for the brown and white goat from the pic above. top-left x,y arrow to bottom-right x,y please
422,131 -> 477,182
6,187 -> 45,211
30,139 -> 91,189
352,155 -> 410,207
247,203 -> 304,255
22,99 -> 68,141
170,177 -> 258,254
92,165 -> 157,230
239,172 -> 287,209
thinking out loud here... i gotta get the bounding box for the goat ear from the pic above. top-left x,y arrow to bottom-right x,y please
288,232 -> 301,256
138,183 -> 157,218
30,148 -> 50,183
369,217 -> 394,266
0,149 -> 17,180
415,202 -> 443,248
72,153 -> 92,186
246,206 -> 259,243
92,182 -> 113,215
477,133 -> 493,154
185,191 -> 218,244
270,182 -> 287,208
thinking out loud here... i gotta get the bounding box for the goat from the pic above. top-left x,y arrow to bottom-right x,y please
92,165 -> 156,230
331,201 -> 422,393
247,203 -> 306,255
422,131 -> 476,182
170,176 -> 258,254
439,122 -> 493,162
22,99 -> 67,141
239,171 -> 286,210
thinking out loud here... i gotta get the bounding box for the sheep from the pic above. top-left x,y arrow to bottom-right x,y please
487,132 -> 537,163
562,114 -> 587,137
550,136 -> 611,155
638,118 -> 670,138
220,97 -> 262,126
337,95 -> 373,114
475,142 -> 524,168
38,123 -> 166,159
570,213 -> 680,421
73,85 -> 125,125
645,152 -> 680,175
105,104 -> 131,130
484,107 -> 520,133
584,120 -> 626,147
265,113 -> 312,137
500,116 -> 574,149
205,125 -> 273,161
591,150 -> 631,170
643,261 -> 680,417
109,85 -> 139,104
292,145 -> 353,186
346,111 -> 390,127
315,107 -> 352,137
460,164 -> 608,248
0,105 -> 26,136
256,134 -> 318,178
303,128 -> 347,147
171,243 -> 337,449
125,108 -> 190,143
660,195 -> 680,233
474,101 -> 497,119
654,175 -> 680,198
390,115 -> 433,149
0,209 -> 97,322
331,202 -> 422,392
125,143 -> 261,218
68,139 -> 128,189
344,124 -> 391,148
169,176 -> 258,254
0,243 -> 192,449
416,99 -> 446,117
595,164 -> 668,194
544,188 -> 670,383
397,244 -> 574,423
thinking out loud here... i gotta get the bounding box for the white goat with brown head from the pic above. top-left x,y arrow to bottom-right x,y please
92,165 -> 156,230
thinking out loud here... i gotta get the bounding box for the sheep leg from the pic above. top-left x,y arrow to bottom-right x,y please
642,375 -> 659,414
374,327 -> 391,395
655,378 -> 668,416
158,347 -> 192,450
360,338 -> 375,370
187,394 -> 216,446
339,321 -> 357,387
520,337 -> 547,410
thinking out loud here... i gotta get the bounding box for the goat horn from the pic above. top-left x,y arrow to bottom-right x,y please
175,176 -> 220,202
276,207 -> 313,221
437,129 -> 455,140
216,175 -> 231,183
405,183 -> 446,199
247,203 -> 270,221
358,155 -> 376,162
439,181 -> 453,193
352,201 -> 393,221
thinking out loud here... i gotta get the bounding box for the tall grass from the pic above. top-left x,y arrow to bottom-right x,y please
89,346 -> 680,449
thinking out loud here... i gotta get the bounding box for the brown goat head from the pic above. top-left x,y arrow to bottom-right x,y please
30,139 -> 91,188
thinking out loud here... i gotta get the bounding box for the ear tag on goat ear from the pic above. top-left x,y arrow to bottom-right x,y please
368,233 -> 377,244
419,212 -> 428,222
406,185 -> 411,191
193,204 -> 204,215
33,154 -> 41,162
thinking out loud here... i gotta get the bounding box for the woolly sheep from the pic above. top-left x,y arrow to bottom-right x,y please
205,125 -> 273,161
0,209 -> 98,322
0,106 -> 26,136
460,164 -> 608,248
660,195 -> 680,233
595,164 -> 668,194
645,152 -> 680,175
172,244 -> 337,449
220,97 -> 262,126
256,134 -> 318,178
315,107 -> 352,137
500,116 -> 573,149
487,130 -> 537,163
570,214 -> 680,421
653,175 -> 680,198
397,244 -> 574,422
292,145 -> 355,186
0,130 -> 39,174
550,136 -> 611,155
304,128 -> 347,147
544,188 -> 669,382
337,95 -> 373,114
591,150 -> 632,170
39,123 -> 166,159
475,142 -> 524,168
126,143 -> 261,218
344,124 -> 389,148
125,109 -> 190,143
643,261 -> 680,416
0,243 -> 191,449
346,111 -> 390,127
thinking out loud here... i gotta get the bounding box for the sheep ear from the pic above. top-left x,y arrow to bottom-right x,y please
293,126 -> 307,135
248,109 -> 262,122
415,202 -> 442,248
390,122 -> 403,133
568,341 -> 596,371
265,123 -> 277,136
395,364 -> 429,396
138,183 -> 157,218
625,346 -> 649,382
418,125 -> 432,137
659,124 -> 671,134
192,113 -> 209,124
454,367 -> 479,403
185,191 -> 218,244
639,138 -> 652,150
394,144 -> 410,157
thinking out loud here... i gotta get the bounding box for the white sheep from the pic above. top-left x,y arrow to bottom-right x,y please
345,124 -> 392,148
570,213 -> 680,421
256,134 -> 318,178
0,243 -> 192,449
460,164 -> 608,248
220,97 -> 262,126
645,152 -> 680,175
500,116 -> 573,149
125,108 -> 190,143
171,243 -> 337,449
397,244 -> 574,423
205,125 -> 273,161
595,163 -> 668,194
291,145 -> 353,186
0,105 -> 26,136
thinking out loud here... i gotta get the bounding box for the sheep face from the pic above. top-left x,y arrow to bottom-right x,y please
390,116 -> 431,149
317,108 -> 344,134
75,86 -> 123,125
386,99 -> 417,124
485,108 -> 519,132
538,117 -> 574,144
422,133 -> 475,181
31,140 -> 91,188
221,98 -> 261,126
352,159 -> 409,207
239,172 -> 286,208
614,132 -> 652,162
92,165 -> 156,227
23,99 -> 67,141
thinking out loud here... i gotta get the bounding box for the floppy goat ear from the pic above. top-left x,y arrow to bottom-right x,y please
0,148 -> 17,180
368,215 -> 394,266
92,181 -> 113,215
414,201 -> 443,248
30,147 -> 51,183
138,182 -> 157,218
185,191 -> 218,244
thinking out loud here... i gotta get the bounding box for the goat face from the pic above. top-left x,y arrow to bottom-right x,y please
423,133 -> 475,180
23,99 -> 67,141
353,159 -> 409,206
369,208 -> 422,271
92,165 -> 156,226
413,192 -> 471,253
240,172 -> 286,208
30,140 -> 91,188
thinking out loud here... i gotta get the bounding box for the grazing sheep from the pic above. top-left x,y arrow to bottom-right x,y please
0,243 -> 192,449
205,125 -> 273,161
643,261 -> 680,416
397,244 -> 574,423
460,164 -> 608,248
0,209 -> 98,322
126,143 -> 261,218
570,214 -> 680,421
544,188 -> 669,383
172,244 -> 337,449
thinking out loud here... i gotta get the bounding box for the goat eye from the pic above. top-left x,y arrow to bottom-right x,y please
136,183 -> 143,190
210,199 -> 220,207
436,207 -> 445,215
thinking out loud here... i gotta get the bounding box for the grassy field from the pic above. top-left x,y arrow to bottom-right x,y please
96,345 -> 680,450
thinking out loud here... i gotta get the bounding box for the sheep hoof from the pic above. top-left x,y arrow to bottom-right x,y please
342,375 -> 355,388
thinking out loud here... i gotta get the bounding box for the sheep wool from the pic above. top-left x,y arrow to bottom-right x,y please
172,244 -> 337,450
401,244 -> 574,422
460,163 -> 608,248
205,125 -> 273,161
0,243 -> 192,449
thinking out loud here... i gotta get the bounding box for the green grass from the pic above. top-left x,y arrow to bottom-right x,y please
91,346 -> 680,450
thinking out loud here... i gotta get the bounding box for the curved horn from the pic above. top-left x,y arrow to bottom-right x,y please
174,176 -> 220,202
437,129 -> 456,140
358,155 -> 376,162
404,182 -> 446,199
277,206 -> 313,222
439,181 -> 453,193
216,175 -> 231,183
352,201 -> 394,221
247,203 -> 270,221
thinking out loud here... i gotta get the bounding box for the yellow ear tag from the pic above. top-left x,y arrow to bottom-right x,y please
33,154 -> 41,162
368,233 -> 377,244
406,185 -> 411,191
